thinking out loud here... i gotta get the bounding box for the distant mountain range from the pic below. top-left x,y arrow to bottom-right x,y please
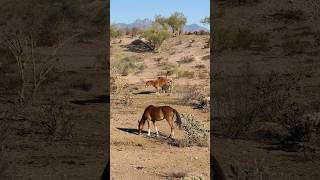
112,18 -> 209,32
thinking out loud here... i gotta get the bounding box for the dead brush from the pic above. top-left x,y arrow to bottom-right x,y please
39,99 -> 74,142
177,56 -> 195,64
119,93 -> 133,106
171,114 -> 209,147
0,122 -> 9,177
95,52 -> 108,71
110,68 -> 128,95
71,77 -> 93,92
181,85 -> 207,107
229,159 -> 272,180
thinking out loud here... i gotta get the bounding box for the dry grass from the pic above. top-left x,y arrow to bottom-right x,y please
112,56 -> 145,76
171,114 -> 209,147
71,77 -> 93,92
270,9 -> 305,23
38,99 -> 74,142
177,56 -> 195,64
0,122 -> 9,178
281,39 -> 311,55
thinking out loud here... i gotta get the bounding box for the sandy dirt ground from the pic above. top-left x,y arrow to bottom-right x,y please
110,34 -> 211,179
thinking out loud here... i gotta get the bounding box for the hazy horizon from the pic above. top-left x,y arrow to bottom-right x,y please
110,0 -> 210,28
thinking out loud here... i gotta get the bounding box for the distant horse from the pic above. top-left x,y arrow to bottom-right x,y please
145,76 -> 172,94
138,105 -> 182,138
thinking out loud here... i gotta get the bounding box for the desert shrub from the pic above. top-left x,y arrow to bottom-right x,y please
281,39 -> 311,55
0,122 -> 9,177
177,70 -> 195,79
131,27 -> 142,37
119,93 -> 133,106
0,0 -> 105,47
0,47 -> 16,75
229,159 -> 271,180
110,25 -> 123,39
166,65 -> 194,79
38,99 -> 74,141
181,85 -> 206,106
71,77 -> 93,91
166,171 -> 188,179
141,24 -> 170,52
172,114 -> 209,147
270,9 -> 304,23
177,56 -> 195,64
215,25 -> 270,52
112,56 -> 145,76
110,68 -> 128,95
217,62 -> 305,139
194,64 -> 206,69
95,52 -> 108,71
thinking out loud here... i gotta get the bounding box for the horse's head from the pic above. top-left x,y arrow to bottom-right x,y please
145,81 -> 152,88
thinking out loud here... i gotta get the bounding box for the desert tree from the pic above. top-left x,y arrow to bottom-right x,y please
155,15 -> 169,31
167,12 -> 187,34
201,16 -> 210,25
142,23 -> 170,52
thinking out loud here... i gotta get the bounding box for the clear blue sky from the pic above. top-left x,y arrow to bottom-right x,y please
110,0 -> 210,27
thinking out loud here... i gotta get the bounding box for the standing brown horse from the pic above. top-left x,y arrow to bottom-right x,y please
138,105 -> 182,138
145,77 -> 172,95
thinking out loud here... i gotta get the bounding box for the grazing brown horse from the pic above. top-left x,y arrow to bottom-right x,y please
138,105 -> 182,138
145,76 -> 172,94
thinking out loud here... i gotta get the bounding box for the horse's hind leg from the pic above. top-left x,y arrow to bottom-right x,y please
166,118 -> 175,139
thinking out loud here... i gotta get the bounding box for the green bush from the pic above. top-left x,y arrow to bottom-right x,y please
142,24 -> 170,52
110,25 -> 123,39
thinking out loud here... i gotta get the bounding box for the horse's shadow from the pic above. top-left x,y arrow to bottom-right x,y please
117,128 -> 145,135
70,95 -> 109,105
132,91 -> 154,95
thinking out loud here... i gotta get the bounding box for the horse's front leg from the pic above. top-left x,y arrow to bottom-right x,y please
147,120 -> 151,136
153,121 -> 159,137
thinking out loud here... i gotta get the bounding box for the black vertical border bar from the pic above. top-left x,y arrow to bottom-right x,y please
101,0 -> 110,179
210,0 -> 227,180
210,0 -> 214,179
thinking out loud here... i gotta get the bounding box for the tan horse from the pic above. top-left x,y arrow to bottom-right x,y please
138,105 -> 182,138
145,76 -> 172,94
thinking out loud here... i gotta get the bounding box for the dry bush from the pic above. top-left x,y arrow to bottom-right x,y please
95,52 -> 108,71
215,25 -> 270,52
194,64 -> 206,69
0,122 -> 9,178
110,68 -> 128,95
229,159 -> 272,180
164,65 -> 194,79
177,56 -> 195,64
172,114 -> 209,147
281,39 -> 311,55
165,171 -> 188,179
181,85 -> 206,106
216,61 -> 309,141
39,99 -> 74,141
119,93 -> 133,106
270,9 -> 305,23
112,56 -> 145,76
177,71 -> 195,79
71,77 -> 93,92
201,55 -> 210,60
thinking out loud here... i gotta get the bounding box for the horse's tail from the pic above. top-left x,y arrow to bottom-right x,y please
173,109 -> 182,129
